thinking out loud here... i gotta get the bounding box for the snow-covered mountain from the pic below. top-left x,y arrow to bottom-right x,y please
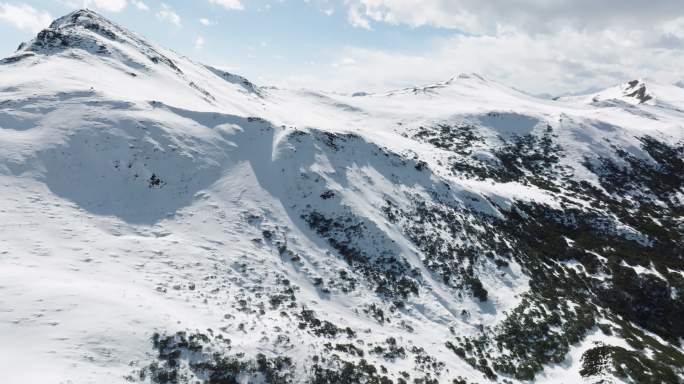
1,9 -> 683,384
560,78 -> 684,111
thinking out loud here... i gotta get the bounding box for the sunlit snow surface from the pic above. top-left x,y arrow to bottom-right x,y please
1,10 -> 683,384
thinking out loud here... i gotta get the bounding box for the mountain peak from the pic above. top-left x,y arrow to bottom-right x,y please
565,77 -> 658,106
14,8 -> 130,56
453,72 -> 487,82
46,9 -> 127,42
4,9 -> 187,75
621,78 -> 653,104
50,9 -> 111,30
40,8 -> 131,48
382,72 -> 496,97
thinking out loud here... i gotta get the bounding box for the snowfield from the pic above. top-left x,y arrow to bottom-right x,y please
1,10 -> 683,384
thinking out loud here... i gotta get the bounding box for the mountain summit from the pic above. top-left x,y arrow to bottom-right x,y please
14,9 -> 169,65
1,11 -> 683,384
561,78 -> 684,112
49,8 -> 124,31
27,8 -> 136,50
4,8 -> 261,113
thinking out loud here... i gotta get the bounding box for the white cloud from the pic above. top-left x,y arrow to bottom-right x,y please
156,3 -> 181,26
342,0 -> 684,34
660,17 -> 684,40
340,57 -> 356,66
347,4 -> 371,30
63,0 -> 128,13
130,0 -> 148,11
0,3 -> 52,33
208,0 -> 244,11
280,26 -> 684,95
195,36 -> 205,49
199,18 -> 214,26
285,0 -> 684,95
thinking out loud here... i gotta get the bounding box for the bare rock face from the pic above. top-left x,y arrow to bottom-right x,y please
623,79 -> 653,104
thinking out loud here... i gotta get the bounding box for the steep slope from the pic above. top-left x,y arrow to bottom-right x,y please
1,10 -> 683,384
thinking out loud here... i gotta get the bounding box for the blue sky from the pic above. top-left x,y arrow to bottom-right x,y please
1,1 -> 684,94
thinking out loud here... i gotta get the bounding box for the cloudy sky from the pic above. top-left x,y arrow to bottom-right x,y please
1,0 -> 684,95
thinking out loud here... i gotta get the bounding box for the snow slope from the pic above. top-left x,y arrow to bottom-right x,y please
1,9 -> 683,384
